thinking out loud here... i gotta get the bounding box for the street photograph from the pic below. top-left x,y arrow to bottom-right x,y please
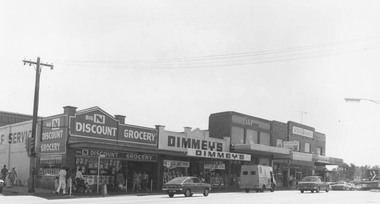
1,0 -> 380,203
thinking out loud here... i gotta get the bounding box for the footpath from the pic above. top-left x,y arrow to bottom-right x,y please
1,185 -> 163,200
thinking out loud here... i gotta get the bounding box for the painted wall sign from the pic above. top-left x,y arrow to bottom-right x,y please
39,116 -> 67,154
187,149 -> 251,161
75,149 -> 157,162
231,114 -> 271,130
292,126 -> 314,138
118,124 -> 157,146
158,129 -> 228,152
70,108 -> 118,143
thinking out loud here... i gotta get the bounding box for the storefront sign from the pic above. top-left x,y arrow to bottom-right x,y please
75,149 -> 157,162
70,108 -> 118,143
204,162 -> 225,170
231,115 -> 271,130
118,124 -> 157,146
283,141 -> 299,152
187,149 -> 251,161
163,160 -> 190,168
39,116 -> 67,154
292,126 -> 313,138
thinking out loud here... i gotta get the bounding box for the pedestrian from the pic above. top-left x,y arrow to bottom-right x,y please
1,165 -> 8,180
133,171 -> 141,192
116,170 -> 125,191
56,166 -> 67,195
9,167 -> 17,185
289,174 -> 294,188
54,176 -> 59,193
142,171 -> 148,191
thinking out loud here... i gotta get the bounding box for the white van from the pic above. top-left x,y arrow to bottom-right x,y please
240,164 -> 276,193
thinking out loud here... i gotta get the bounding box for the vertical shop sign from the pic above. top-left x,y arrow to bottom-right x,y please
39,116 -> 67,154
69,107 -> 118,143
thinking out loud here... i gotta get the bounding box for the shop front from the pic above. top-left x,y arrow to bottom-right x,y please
157,126 -> 251,191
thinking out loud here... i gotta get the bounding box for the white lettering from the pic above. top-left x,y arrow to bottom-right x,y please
76,122 -> 117,136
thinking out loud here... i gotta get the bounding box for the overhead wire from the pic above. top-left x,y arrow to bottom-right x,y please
53,36 -> 380,69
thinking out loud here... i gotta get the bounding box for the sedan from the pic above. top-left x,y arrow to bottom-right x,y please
297,176 -> 330,193
0,178 -> 4,193
162,176 -> 211,197
331,181 -> 355,191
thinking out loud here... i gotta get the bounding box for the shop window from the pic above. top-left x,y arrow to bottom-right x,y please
259,132 -> 270,146
39,155 -> 62,176
231,126 -> 244,144
276,139 -> 283,148
163,160 -> 189,183
246,129 -> 258,144
317,147 -> 323,155
305,143 -> 311,153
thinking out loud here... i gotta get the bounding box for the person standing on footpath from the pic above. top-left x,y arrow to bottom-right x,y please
1,165 -> 8,180
56,166 -> 67,195
9,167 -> 17,185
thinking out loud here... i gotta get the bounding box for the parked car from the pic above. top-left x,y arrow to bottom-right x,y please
297,176 -> 330,193
162,176 -> 211,197
331,181 -> 355,191
0,178 -> 4,193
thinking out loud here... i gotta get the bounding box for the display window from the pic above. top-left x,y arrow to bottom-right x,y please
162,160 -> 189,183
38,155 -> 62,176
75,156 -> 120,185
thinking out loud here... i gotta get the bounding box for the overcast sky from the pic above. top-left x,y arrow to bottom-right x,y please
1,0 -> 380,166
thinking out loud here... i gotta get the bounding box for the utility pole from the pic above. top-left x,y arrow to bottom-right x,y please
23,57 -> 53,193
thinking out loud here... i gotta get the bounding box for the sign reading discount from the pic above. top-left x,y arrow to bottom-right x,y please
39,115 -> 67,154
70,107 -> 118,143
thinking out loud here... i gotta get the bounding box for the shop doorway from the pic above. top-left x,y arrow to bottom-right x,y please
121,161 -> 157,192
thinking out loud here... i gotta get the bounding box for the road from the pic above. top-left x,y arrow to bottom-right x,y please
1,190 -> 380,204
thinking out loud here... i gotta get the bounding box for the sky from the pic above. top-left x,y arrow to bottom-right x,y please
1,0 -> 380,167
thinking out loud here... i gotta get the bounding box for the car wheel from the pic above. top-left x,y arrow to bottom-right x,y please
245,189 -> 250,193
316,187 -> 320,193
185,189 -> 192,197
203,188 -> 209,196
168,193 -> 174,197
300,190 -> 304,193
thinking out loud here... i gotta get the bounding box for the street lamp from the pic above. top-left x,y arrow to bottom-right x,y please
97,154 -> 106,194
344,98 -> 380,106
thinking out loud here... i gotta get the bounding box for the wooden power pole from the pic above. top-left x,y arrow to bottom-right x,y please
23,57 -> 53,193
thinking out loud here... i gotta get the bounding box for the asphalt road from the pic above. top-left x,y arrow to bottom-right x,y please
1,190 -> 380,204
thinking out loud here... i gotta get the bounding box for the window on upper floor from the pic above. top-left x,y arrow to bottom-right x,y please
276,139 -> 283,148
304,142 -> 311,153
246,129 -> 258,144
259,132 -> 270,146
317,147 -> 323,155
231,126 -> 244,145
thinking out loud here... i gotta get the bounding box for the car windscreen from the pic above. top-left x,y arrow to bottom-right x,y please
166,177 -> 187,184
301,177 -> 318,182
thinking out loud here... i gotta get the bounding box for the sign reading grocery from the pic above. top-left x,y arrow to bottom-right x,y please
70,107 -> 118,143
75,149 -> 157,162
187,149 -> 251,161
118,124 -> 157,145
39,116 -> 67,154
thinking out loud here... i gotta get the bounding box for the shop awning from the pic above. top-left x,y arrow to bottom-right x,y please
231,143 -> 290,157
68,141 -> 187,157
272,151 -> 313,162
313,154 -> 344,165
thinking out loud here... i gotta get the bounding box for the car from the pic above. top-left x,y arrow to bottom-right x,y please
0,178 -> 4,193
162,176 -> 211,197
331,181 -> 355,191
297,176 -> 330,193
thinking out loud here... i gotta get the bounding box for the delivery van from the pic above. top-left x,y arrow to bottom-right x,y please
240,164 -> 276,193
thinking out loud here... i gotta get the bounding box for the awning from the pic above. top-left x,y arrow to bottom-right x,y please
312,154 -> 344,165
232,143 -> 290,157
273,151 -> 313,162
68,141 -> 186,157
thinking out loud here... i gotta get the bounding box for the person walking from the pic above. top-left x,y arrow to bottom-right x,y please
56,166 -> 67,195
1,165 -> 8,180
9,167 -> 17,185
142,171 -> 149,191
